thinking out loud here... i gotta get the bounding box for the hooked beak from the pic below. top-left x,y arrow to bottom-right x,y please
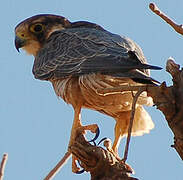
15,36 -> 26,52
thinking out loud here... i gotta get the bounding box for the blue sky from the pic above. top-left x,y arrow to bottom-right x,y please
1,0 -> 183,180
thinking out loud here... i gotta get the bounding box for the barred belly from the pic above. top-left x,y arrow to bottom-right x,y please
50,74 -> 153,118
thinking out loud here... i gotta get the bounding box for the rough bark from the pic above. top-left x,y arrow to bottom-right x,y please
150,59 -> 183,160
69,130 -> 138,180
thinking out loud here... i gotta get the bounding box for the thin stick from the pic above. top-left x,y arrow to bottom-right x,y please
149,3 -> 183,35
0,153 -> 8,180
123,88 -> 145,162
97,85 -> 149,96
44,152 -> 71,180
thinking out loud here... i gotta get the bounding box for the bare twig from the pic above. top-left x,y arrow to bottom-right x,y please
44,152 -> 71,180
0,153 -> 8,180
123,88 -> 145,162
149,2 -> 183,35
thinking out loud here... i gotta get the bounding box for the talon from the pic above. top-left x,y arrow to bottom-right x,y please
90,141 -> 96,146
75,160 -> 85,174
76,169 -> 85,174
88,127 -> 100,144
97,137 -> 108,146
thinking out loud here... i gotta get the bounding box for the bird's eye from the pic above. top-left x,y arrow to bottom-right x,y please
30,23 -> 44,33
34,24 -> 43,32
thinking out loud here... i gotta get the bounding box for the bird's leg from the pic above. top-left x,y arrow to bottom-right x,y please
68,106 -> 99,147
111,117 -> 134,174
112,122 -> 122,159
68,106 -> 99,173
112,112 -> 131,160
68,106 -> 83,173
68,106 -> 82,147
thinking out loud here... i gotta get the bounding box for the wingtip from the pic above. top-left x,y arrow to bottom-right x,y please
145,64 -> 162,70
153,66 -> 163,70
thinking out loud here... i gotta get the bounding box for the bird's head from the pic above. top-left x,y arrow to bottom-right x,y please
15,14 -> 71,56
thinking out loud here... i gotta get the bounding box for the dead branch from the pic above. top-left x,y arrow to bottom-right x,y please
0,154 -> 8,180
149,2 -> 183,35
69,131 -> 138,180
44,152 -> 71,180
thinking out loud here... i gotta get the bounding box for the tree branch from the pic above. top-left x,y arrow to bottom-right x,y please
69,131 -> 138,180
149,2 -> 183,35
0,153 -> 8,180
44,152 -> 71,180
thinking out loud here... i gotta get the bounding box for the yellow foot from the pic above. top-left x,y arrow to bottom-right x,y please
82,124 -> 100,143
102,138 -> 121,161
69,123 -> 99,173
69,124 -> 99,147
102,138 -> 134,173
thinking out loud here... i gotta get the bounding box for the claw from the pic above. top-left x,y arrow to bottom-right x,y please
97,137 -> 108,146
76,160 -> 85,174
88,127 -> 100,145
76,168 -> 85,174
90,141 -> 96,146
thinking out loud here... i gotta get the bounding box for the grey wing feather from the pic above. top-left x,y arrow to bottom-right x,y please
33,27 -> 161,81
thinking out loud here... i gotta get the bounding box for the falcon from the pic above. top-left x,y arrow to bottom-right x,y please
15,14 -> 161,173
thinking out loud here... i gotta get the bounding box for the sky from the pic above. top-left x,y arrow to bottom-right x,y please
0,0 -> 183,180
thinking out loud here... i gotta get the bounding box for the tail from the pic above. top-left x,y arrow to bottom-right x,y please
114,105 -> 154,138
130,105 -> 154,136
112,105 -> 154,155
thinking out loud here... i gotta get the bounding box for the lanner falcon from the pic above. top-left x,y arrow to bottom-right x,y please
15,14 -> 161,173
